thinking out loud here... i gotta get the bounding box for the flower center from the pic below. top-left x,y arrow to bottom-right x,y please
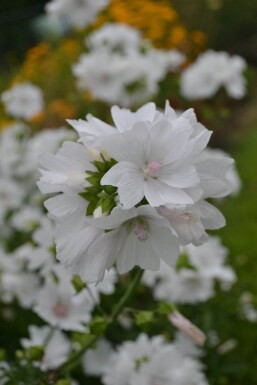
53,303 -> 68,318
148,161 -> 161,174
134,221 -> 149,241
144,161 -> 162,179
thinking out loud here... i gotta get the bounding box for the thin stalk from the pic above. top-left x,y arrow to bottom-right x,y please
59,267 -> 144,375
110,267 -> 144,322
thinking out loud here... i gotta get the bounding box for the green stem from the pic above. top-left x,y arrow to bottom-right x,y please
59,267 -> 144,375
59,334 -> 98,374
110,267 -> 144,321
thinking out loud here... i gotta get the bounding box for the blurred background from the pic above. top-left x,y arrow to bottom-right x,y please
0,1 -> 257,384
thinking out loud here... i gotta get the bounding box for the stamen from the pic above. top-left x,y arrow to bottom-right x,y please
134,221 -> 148,241
148,161 -> 161,174
53,303 -> 68,318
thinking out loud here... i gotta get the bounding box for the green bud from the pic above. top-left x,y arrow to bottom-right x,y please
157,302 -> 176,316
176,253 -> 195,271
55,380 -> 72,385
27,346 -> 44,362
93,160 -> 108,173
72,275 -> 86,293
90,316 -> 107,336
0,349 -> 6,361
102,185 -> 117,194
86,201 -> 97,216
135,311 -> 154,327
86,174 -> 102,186
100,196 -> 116,213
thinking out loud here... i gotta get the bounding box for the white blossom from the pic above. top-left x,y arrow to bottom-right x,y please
181,50 -> 247,100
21,325 -> 71,371
1,82 -> 44,120
45,0 -> 109,29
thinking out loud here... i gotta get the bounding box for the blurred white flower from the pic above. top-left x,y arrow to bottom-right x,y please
102,333 -> 208,385
34,277 -> 94,331
73,24 -> 185,106
21,325 -> 71,371
45,0 -> 109,29
181,50 -> 247,100
86,23 -> 142,54
1,82 -> 44,120
83,339 -> 113,376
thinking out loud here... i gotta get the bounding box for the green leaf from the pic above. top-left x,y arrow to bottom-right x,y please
86,185 -> 102,194
102,185 -> 117,194
26,346 -> 44,362
135,311 -> 154,326
93,160 -> 108,173
79,192 -> 98,203
89,316 -> 107,336
86,201 -> 97,216
72,332 -> 96,347
55,380 -> 72,385
72,275 -> 86,293
101,196 -> 116,213
157,302 -> 176,316
86,174 -> 102,185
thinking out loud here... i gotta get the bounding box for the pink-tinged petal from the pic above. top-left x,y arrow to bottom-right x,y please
158,164 -> 199,188
101,162 -> 144,208
144,179 -> 194,207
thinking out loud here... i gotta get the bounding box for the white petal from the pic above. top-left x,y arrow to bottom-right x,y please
101,162 -> 144,209
144,179 -> 194,206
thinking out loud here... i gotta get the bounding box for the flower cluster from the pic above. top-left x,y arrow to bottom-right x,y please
83,333 -> 208,385
73,23 -> 185,106
38,101 -> 235,283
181,50 -> 247,100
1,82 -> 44,121
46,0 -> 109,29
143,236 -> 236,304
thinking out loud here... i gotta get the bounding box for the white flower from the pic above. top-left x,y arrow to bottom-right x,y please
143,261 -> 214,304
181,50 -> 247,100
86,23 -> 142,54
1,82 -> 44,120
130,345 -> 208,385
183,237 -> 236,289
90,205 -> 180,275
10,206 -> 44,232
157,200 -> 225,246
21,325 -> 71,371
83,339 -> 113,376
38,101 -> 234,282
100,113 -> 210,208
20,127 -> 76,177
45,0 -> 109,29
102,334 -> 165,385
73,31 -> 185,107
202,148 -> 242,197
0,123 -> 29,178
38,141 -> 94,194
34,277 -> 94,331
102,334 -> 208,385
